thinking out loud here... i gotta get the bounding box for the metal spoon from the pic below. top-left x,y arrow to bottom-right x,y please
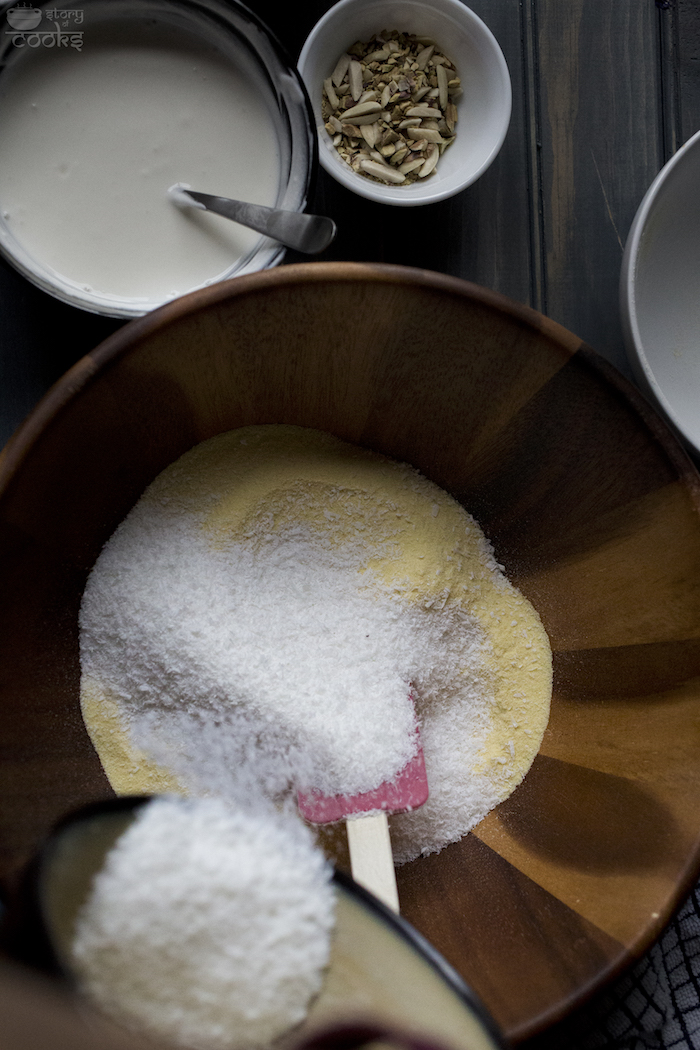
168,183 -> 337,255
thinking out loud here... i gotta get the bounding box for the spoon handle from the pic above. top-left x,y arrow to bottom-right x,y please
174,187 -> 337,255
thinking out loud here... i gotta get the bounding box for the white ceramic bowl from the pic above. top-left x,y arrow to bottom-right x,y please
297,0 -> 511,206
0,0 -> 316,319
620,128 -> 700,457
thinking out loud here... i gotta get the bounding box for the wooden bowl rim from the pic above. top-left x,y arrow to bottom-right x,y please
1,261 -> 698,503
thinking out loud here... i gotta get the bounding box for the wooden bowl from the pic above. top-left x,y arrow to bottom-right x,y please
1,261 -> 700,1043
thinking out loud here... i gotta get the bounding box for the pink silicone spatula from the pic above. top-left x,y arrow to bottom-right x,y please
298,726 -> 428,913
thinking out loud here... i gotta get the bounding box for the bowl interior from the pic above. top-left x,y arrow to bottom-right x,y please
1,262 -> 700,1041
297,0 -> 511,205
621,129 -> 700,456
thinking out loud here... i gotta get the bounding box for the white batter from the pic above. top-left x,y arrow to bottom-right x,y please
0,18 -> 280,304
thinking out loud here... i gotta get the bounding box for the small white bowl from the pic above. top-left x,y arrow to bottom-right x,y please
620,128 -> 700,457
297,0 -> 511,206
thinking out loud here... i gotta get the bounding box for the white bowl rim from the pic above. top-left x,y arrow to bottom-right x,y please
620,126 -> 700,457
297,0 -> 512,207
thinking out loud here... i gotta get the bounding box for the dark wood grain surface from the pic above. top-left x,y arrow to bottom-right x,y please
1,2 -> 700,1048
6,1 -> 700,447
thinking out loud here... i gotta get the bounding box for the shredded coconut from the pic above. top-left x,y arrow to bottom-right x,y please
79,426 -> 551,863
70,795 -> 335,1050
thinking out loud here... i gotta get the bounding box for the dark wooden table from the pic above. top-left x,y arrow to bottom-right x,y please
4,0 -> 700,449
1,1 -> 699,1046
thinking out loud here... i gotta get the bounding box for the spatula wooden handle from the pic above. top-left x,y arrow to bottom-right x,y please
346,812 -> 399,913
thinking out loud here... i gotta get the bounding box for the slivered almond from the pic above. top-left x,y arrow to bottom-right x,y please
348,59 -> 363,100
350,112 -> 383,125
419,143 -> 440,177
342,100 -> 382,121
321,30 -> 459,187
398,157 -> 424,174
437,64 -> 449,109
364,47 -> 390,63
389,146 -> 409,165
331,53 -> 350,87
361,123 -> 380,148
407,127 -> 444,143
415,44 -> 435,69
359,159 -> 406,183
405,105 -> 442,119
323,78 -> 339,110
